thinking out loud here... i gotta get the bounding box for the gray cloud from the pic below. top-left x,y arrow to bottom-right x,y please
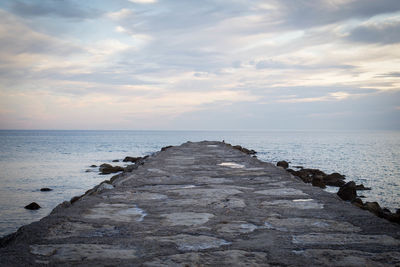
348,22 -> 400,44
10,0 -> 101,19
281,0 -> 400,29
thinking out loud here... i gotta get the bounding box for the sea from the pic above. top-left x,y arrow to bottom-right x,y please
0,130 -> 399,237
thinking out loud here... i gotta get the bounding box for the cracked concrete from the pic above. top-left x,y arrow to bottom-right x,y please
1,141 -> 399,266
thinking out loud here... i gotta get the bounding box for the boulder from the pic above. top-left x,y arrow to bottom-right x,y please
287,169 -> 313,183
362,202 -> 383,217
99,163 -> 124,174
232,145 -> 256,155
112,159 -> 119,162
351,198 -> 364,208
355,184 -> 371,190
312,175 -> 326,188
25,202 -> 41,210
161,145 -> 173,151
123,156 -> 142,163
40,188 -> 52,192
277,161 -> 289,169
324,173 -> 346,187
90,165 -> 97,168
337,181 -> 357,201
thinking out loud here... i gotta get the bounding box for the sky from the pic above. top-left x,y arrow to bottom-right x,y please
0,0 -> 399,130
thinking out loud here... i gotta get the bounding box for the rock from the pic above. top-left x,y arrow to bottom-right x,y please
355,184 -> 371,190
25,202 -> 41,210
277,161 -> 289,169
232,145 -> 256,155
123,156 -> 142,163
293,165 -> 304,169
323,173 -> 346,187
362,202 -> 383,217
382,208 -> 391,213
90,165 -> 97,168
40,188 -> 52,192
161,145 -> 173,151
99,163 -> 124,174
287,169 -> 313,183
337,181 -> 357,201
351,198 -> 364,208
312,175 -> 326,188
112,160 -> 119,162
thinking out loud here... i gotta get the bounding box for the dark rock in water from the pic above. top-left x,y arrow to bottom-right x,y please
351,198 -> 364,208
312,175 -> 326,188
90,165 -> 97,168
363,202 -> 383,217
293,165 -> 304,169
123,156 -> 142,163
85,169 -> 92,172
337,181 -> 357,201
382,207 -> 391,213
112,160 -> 119,162
70,196 -> 80,204
99,163 -> 124,174
40,188 -> 52,192
355,184 -> 371,190
324,173 -> 346,187
277,161 -> 289,169
231,145 -> 256,155
25,202 -> 41,210
287,169 -> 313,183
161,145 -> 173,151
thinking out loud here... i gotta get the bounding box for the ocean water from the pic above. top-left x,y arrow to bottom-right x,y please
0,130 -> 399,237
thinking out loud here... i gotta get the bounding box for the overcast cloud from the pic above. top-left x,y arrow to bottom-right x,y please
0,0 -> 399,130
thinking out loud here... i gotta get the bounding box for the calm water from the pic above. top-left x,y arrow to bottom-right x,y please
0,130 -> 399,237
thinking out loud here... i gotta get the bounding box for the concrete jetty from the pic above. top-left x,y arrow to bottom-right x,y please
1,141 -> 399,266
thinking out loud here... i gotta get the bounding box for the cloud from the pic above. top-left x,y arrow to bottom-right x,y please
348,20 -> 400,44
128,0 -> 157,4
1,0 -> 400,130
10,0 -> 101,19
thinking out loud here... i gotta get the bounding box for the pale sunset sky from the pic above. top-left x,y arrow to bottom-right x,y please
0,0 -> 399,130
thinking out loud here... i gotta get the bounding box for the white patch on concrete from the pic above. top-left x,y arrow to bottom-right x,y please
151,234 -> 230,251
292,199 -> 313,202
207,145 -> 219,147
261,199 -> 324,209
84,203 -> 146,222
162,212 -> 214,226
30,244 -> 137,261
292,234 -> 400,246
255,188 -> 308,196
217,221 -> 258,235
218,162 -> 245,169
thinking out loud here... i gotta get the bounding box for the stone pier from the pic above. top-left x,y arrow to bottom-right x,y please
1,141 -> 399,266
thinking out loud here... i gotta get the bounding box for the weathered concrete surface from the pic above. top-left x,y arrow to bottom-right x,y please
1,141 -> 399,266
